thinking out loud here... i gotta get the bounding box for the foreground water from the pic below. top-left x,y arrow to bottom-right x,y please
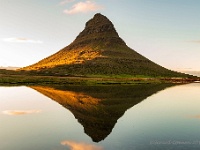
0,83 -> 200,150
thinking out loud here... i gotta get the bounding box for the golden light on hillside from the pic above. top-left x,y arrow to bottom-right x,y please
22,46 -> 103,71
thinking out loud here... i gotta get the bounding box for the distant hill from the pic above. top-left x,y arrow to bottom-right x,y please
180,71 -> 200,77
0,66 -> 20,70
21,13 -> 189,77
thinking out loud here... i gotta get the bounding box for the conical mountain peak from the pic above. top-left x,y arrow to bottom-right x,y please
72,13 -> 125,46
21,13 -> 187,78
86,13 -> 113,28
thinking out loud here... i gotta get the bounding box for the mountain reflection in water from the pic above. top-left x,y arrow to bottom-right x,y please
30,84 -> 173,142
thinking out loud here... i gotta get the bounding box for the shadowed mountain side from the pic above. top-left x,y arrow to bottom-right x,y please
21,13 -> 187,77
30,84 -> 174,142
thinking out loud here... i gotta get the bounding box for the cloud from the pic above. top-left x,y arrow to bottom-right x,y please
191,115 -> 200,119
187,40 -> 200,43
63,1 -> 103,14
2,110 -> 41,115
2,38 -> 43,44
61,140 -> 103,150
59,0 -> 75,5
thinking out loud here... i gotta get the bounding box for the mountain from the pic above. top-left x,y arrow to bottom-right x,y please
31,84 -> 173,142
21,13 -> 188,77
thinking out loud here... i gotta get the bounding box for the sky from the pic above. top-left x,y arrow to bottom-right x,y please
0,0 -> 200,71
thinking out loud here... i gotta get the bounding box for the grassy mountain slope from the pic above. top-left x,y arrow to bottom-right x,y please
21,13 -> 189,77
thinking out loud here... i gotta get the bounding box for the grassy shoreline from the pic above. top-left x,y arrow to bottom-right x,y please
0,74 -> 199,86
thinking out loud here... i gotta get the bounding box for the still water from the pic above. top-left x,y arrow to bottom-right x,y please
0,83 -> 200,150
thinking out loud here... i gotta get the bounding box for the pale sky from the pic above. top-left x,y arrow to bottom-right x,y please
0,0 -> 200,71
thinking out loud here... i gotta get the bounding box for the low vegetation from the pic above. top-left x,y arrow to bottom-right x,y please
0,71 -> 198,86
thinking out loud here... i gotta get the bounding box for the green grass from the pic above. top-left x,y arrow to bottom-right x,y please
0,73 -> 198,86
89,74 -> 154,78
0,68 -> 198,86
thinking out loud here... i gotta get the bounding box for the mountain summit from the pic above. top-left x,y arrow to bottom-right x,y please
73,13 -> 125,45
21,13 -> 185,77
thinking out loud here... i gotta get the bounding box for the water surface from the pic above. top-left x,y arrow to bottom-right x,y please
1,83 -> 200,150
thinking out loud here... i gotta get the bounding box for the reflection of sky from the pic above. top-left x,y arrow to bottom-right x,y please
0,86 -> 89,150
2,110 -> 41,115
0,86 -> 48,111
61,140 -> 103,150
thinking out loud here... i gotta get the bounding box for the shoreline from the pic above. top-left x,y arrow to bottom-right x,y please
0,74 -> 199,86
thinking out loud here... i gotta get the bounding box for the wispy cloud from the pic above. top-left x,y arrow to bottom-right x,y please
2,38 -> 43,44
63,1 -> 103,14
59,0 -> 75,5
61,140 -> 103,150
187,40 -> 200,43
191,115 -> 200,119
2,110 -> 41,115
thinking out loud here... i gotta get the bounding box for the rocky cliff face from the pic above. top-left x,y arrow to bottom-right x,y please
69,13 -> 126,48
76,13 -> 120,39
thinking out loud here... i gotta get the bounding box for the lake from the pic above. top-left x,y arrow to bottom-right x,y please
1,83 -> 200,150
